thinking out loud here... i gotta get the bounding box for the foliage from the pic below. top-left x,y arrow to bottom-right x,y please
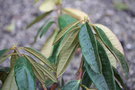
0,0 -> 129,90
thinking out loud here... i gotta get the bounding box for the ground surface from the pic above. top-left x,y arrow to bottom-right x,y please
0,0 -> 135,89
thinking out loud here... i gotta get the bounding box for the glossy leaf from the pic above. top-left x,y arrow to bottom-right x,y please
14,56 -> 36,90
57,40 -> 78,77
93,24 -> 129,75
62,80 -> 80,90
79,23 -> 101,73
97,41 -> 116,90
54,20 -> 81,44
39,0 -> 55,12
23,47 -> 53,70
26,10 -> 53,28
2,69 -> 18,90
41,29 -> 58,58
84,61 -> 109,90
40,20 -> 55,38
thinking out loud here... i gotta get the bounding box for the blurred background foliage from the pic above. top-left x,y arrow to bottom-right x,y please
0,0 -> 135,89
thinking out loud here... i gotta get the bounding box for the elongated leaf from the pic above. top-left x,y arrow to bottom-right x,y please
14,56 -> 36,90
115,81 -> 122,90
57,40 -> 78,77
79,23 -> 101,73
0,54 -> 11,64
39,0 -> 55,12
2,69 -> 18,90
54,20 -> 81,44
48,14 -> 78,64
0,49 -> 8,57
57,29 -> 79,57
93,24 -> 129,75
113,67 -> 127,89
25,55 -> 54,87
84,61 -> 109,90
82,71 -> 92,90
62,80 -> 80,90
41,29 -> 58,58
97,41 -> 116,90
26,10 -> 53,28
23,47 -> 53,70
40,20 -> 55,38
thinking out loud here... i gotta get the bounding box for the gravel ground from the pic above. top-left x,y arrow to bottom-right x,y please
0,0 -> 135,89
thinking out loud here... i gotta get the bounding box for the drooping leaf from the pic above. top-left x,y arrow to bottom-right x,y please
84,61 -> 109,90
79,23 -> 101,73
97,40 -> 116,90
0,67 -> 10,83
39,0 -> 55,12
54,20 -> 81,44
56,40 -> 78,77
14,56 -> 36,90
40,20 -> 55,38
115,81 -> 122,90
41,29 -> 58,58
112,67 -> 127,89
93,24 -> 129,75
23,47 -> 53,70
2,69 -> 18,90
26,10 -> 53,28
48,14 -> 78,64
0,49 -> 8,57
57,29 -> 79,57
81,71 -> 92,90
0,54 -> 12,64
62,80 -> 80,90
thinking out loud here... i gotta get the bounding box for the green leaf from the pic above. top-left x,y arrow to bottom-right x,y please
93,25 -> 129,75
48,14 -> 78,65
115,81 -> 122,90
0,54 -> 12,64
2,69 -> 18,90
39,0 -> 55,12
57,40 -> 78,77
0,67 -> 10,83
14,56 -> 36,90
97,41 -> 116,90
62,80 -> 80,90
0,49 -> 8,57
23,47 -> 53,70
84,61 -> 109,90
40,20 -> 55,38
26,10 -> 53,28
113,67 -> 127,89
81,71 -> 92,90
58,14 -> 77,30
41,29 -> 58,58
54,20 -> 81,44
57,29 -> 79,57
79,23 -> 101,73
